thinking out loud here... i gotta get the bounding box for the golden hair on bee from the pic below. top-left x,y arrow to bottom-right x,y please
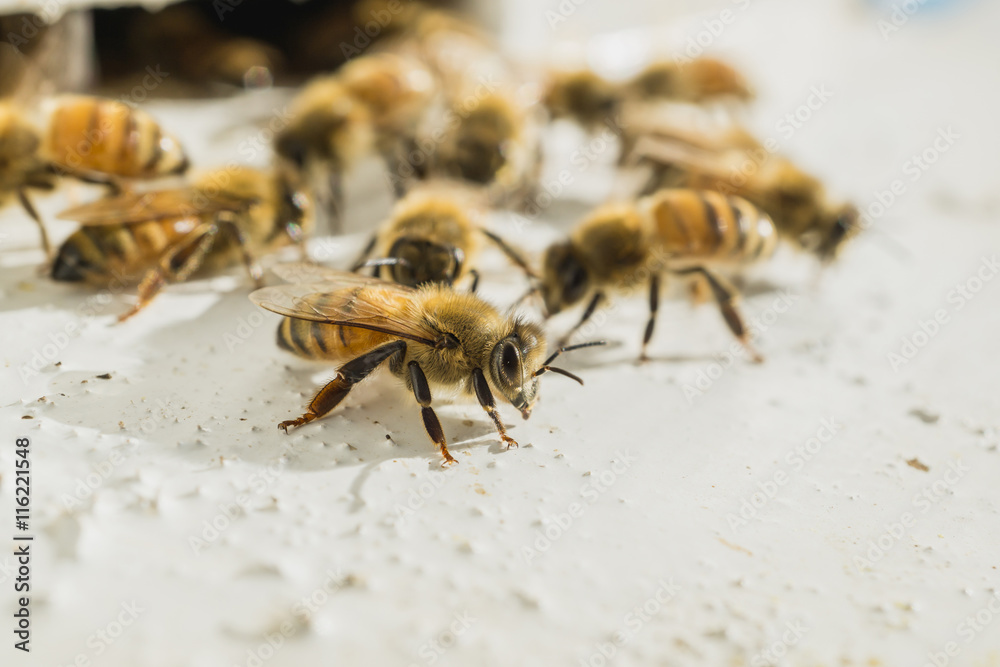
539,188 -> 775,362
255,265 -> 603,464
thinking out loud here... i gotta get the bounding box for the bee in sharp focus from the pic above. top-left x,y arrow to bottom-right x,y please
253,264 -> 602,465
539,188 -> 776,362
350,184 -> 536,290
51,165 -> 313,321
1,95 -> 189,259
629,135 -> 859,262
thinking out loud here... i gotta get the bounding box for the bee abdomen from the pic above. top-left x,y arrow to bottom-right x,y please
277,318 -> 339,359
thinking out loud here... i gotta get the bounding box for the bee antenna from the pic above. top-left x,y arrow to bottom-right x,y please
535,340 -> 606,374
534,366 -> 585,385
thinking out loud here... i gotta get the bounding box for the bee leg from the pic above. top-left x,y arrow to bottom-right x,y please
467,269 -> 480,294
279,340 -> 407,433
217,212 -> 264,287
118,224 -> 218,322
471,368 -> 518,450
556,291 -> 605,349
408,360 -> 457,466
17,188 -> 52,263
639,274 -> 661,363
481,229 -> 537,280
672,267 -> 764,363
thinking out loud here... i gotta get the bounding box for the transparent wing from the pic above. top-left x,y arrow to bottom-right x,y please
250,274 -> 438,347
56,188 -> 248,226
268,262 -> 417,290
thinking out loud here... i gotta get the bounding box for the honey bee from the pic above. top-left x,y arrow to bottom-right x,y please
539,188 -> 776,362
273,74 -> 375,223
543,69 -> 622,131
274,52 -> 439,222
626,58 -> 754,104
351,184 -> 535,289
1,96 -> 189,258
252,264 -> 602,465
418,91 -> 542,207
50,166 -> 313,321
543,57 -> 752,131
629,135 -> 859,261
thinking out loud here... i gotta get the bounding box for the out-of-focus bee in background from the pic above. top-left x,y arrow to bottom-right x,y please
538,188 -> 776,362
543,57 -> 753,131
252,264 -> 602,465
0,95 -> 189,259
628,134 -> 860,262
51,165 -> 312,321
351,184 -> 536,290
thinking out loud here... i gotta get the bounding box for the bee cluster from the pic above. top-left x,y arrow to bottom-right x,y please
3,1 -> 859,464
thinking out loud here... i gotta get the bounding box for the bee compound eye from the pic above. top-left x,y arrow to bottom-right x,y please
501,342 -> 521,384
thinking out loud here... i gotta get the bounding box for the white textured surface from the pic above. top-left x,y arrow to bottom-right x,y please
2,1 -> 1000,666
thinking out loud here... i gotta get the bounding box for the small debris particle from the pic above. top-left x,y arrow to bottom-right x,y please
473,483 -> 486,495
909,408 -> 940,424
906,458 -> 930,472
718,538 -> 752,556
96,373 -> 112,380
21,415 -> 32,420
118,421 -> 125,429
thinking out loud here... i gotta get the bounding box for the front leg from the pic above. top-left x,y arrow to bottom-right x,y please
17,188 -> 52,263
217,211 -> 264,287
672,266 -> 763,363
471,368 -> 518,450
556,291 -> 605,349
408,360 -> 457,465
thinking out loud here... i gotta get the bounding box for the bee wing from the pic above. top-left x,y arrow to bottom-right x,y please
628,134 -> 743,175
267,262 -> 403,287
250,275 -> 440,348
56,188 -> 247,226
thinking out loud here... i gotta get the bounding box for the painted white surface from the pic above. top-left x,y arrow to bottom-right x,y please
1,1 -> 999,665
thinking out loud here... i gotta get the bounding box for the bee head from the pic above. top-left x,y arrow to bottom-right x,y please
816,204 -> 860,262
489,320 -> 546,419
386,237 -> 463,286
540,241 -> 590,317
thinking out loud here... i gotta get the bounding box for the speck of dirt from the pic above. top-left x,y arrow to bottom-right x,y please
909,408 -> 940,424
906,458 -> 930,472
96,373 -> 112,380
21,415 -> 32,420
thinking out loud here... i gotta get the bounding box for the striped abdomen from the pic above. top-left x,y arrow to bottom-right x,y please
276,287 -> 408,362
50,218 -> 198,284
44,97 -> 188,179
643,189 -> 776,266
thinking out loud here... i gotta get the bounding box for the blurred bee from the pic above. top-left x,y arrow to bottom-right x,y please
543,57 -> 752,131
629,135 -> 859,262
274,53 -> 440,225
417,91 -> 543,208
0,96 -> 189,258
626,58 -> 754,104
51,166 -> 312,321
351,185 -> 535,290
539,188 -> 776,362
252,264 -> 602,464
